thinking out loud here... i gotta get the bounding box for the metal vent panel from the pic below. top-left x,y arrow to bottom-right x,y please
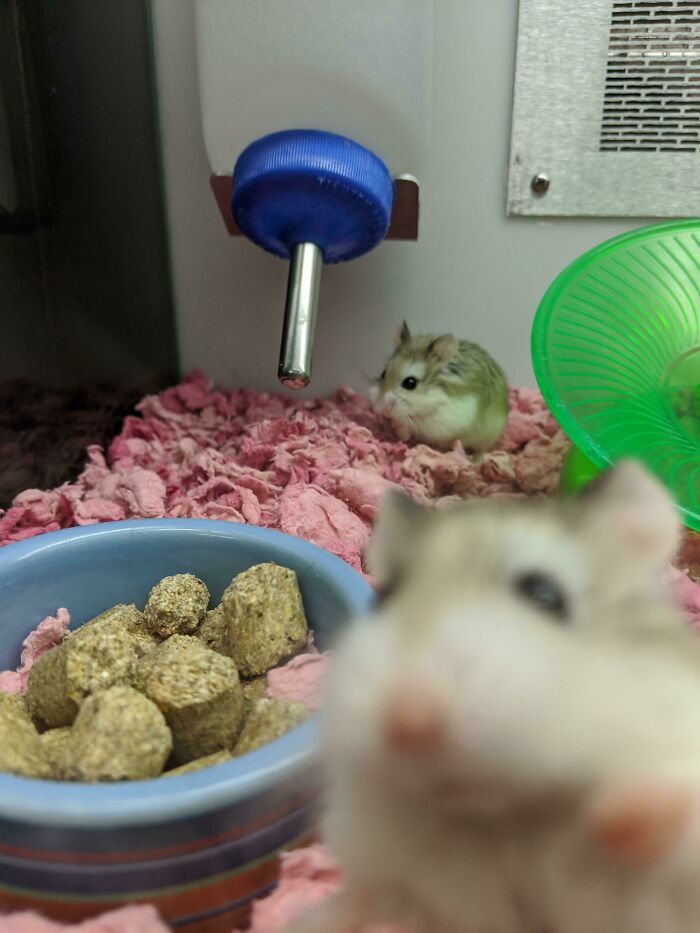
507,0 -> 700,217
601,1 -> 700,151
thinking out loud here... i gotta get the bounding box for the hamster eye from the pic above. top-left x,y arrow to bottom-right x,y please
514,572 -> 568,621
401,376 -> 418,391
379,369 -> 386,381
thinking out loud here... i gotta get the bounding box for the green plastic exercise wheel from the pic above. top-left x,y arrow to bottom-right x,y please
531,220 -> 700,532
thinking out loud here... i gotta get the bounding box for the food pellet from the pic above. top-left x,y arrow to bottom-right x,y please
234,698 -> 309,756
222,562 -> 308,678
69,603 -> 160,657
26,646 -> 77,728
137,635 -> 244,764
195,604 -> 230,656
160,749 -> 232,779
40,726 -> 73,779
64,686 -> 172,782
242,676 -> 268,712
144,573 -> 209,638
0,693 -> 52,779
26,623 -> 138,728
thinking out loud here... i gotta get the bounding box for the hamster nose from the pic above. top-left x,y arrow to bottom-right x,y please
382,685 -> 446,756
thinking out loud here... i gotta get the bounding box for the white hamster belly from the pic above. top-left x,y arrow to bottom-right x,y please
412,392 -> 480,447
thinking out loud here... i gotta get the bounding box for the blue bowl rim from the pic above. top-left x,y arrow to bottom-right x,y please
0,518 -> 373,829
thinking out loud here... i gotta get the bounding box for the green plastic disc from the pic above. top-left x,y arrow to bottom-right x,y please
532,220 -> 700,532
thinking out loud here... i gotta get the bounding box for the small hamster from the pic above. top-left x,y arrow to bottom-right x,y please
286,462 -> 700,933
370,321 -> 509,454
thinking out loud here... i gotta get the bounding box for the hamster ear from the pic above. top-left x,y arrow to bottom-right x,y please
586,780 -> 694,866
396,321 -> 411,347
428,334 -> 459,363
580,460 -> 680,568
366,489 -> 428,586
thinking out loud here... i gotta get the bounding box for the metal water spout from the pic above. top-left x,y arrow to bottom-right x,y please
278,241 -> 323,389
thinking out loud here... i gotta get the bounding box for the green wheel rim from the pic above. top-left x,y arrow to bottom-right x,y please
531,220 -> 700,532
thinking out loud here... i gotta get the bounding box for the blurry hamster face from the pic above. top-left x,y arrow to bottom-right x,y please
326,463 -> 693,815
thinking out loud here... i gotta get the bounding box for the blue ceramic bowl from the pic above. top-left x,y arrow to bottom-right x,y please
0,519 -> 372,931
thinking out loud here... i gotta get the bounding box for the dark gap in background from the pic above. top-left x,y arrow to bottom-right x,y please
0,0 -> 178,506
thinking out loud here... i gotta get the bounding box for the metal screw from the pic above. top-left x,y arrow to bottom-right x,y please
531,173 -> 550,196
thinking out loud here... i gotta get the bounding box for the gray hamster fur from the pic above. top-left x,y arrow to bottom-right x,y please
370,321 -> 509,453
286,462 -> 700,933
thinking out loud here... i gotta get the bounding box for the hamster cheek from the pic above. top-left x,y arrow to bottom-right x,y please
406,386 -> 444,418
324,619 -> 399,762
433,605 -> 579,779
373,389 -> 400,419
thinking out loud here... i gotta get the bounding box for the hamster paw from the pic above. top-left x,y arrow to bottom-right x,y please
587,779 -> 694,865
393,423 -> 413,443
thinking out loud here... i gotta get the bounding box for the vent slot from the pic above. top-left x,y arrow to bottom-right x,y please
600,0 -> 700,152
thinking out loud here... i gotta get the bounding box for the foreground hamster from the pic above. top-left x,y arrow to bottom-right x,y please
370,321 -> 509,454
287,462 -> 700,933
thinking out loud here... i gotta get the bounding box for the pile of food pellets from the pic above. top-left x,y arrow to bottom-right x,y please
0,563 -> 312,782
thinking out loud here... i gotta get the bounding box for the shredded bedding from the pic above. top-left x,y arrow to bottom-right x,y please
0,906 -> 168,932
0,610 -> 70,694
0,372 -> 567,568
2,371 -> 700,932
